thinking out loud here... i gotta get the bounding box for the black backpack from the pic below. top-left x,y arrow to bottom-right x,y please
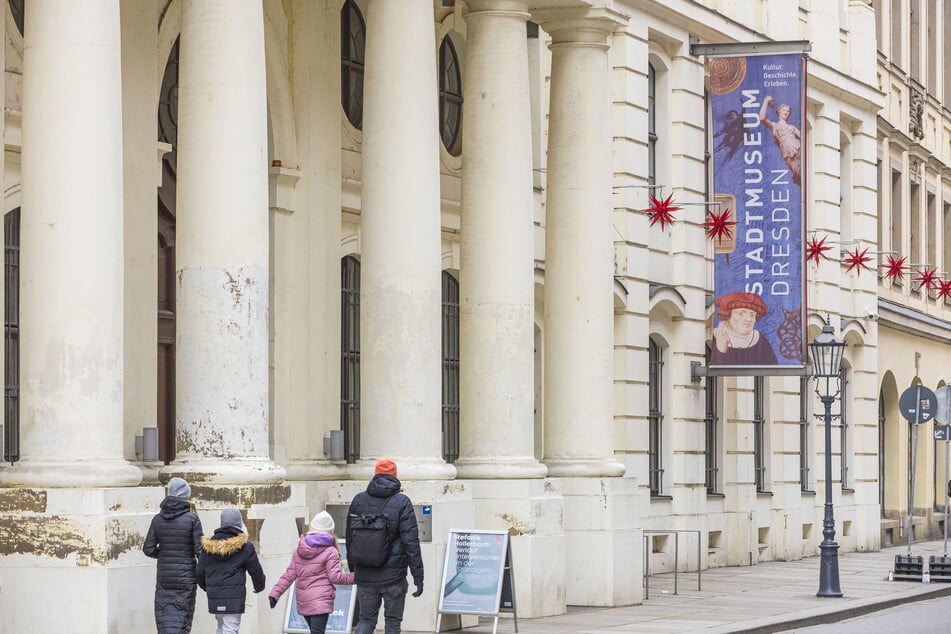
348,496 -> 395,567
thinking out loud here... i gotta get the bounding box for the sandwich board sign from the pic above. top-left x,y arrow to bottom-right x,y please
284,540 -> 357,634
436,529 -> 518,634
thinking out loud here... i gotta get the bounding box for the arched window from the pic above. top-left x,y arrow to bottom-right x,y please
341,256 -> 361,463
7,0 -> 23,36
158,38 -> 180,148
4,208 -> 19,463
341,0 -> 366,130
439,36 -> 463,156
441,272 -> 459,463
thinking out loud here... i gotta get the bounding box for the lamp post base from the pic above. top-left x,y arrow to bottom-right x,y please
817,539 -> 842,597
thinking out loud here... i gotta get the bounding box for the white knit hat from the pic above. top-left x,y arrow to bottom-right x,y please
310,510 -> 334,533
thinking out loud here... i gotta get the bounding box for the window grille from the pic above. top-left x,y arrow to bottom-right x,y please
704,346 -> 719,493
4,208 -> 19,464
840,368 -> 849,488
799,375 -> 811,490
648,338 -> 663,495
647,64 -> 657,186
340,256 -> 361,463
754,376 -> 767,492
441,272 -> 459,463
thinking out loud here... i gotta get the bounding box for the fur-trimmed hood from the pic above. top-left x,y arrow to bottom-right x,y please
201,530 -> 247,559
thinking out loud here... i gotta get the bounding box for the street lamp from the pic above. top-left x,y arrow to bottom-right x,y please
809,318 -> 846,598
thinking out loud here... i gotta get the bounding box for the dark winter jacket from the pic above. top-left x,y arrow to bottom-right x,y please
143,495 -> 203,633
346,474 -> 423,586
196,527 -> 266,615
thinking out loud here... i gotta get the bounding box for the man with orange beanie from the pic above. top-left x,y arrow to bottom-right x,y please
346,458 -> 423,634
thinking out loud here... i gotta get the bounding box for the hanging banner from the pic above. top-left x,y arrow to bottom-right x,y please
707,51 -> 807,372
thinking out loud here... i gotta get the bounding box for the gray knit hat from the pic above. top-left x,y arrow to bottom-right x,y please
220,508 -> 244,532
168,477 -> 191,499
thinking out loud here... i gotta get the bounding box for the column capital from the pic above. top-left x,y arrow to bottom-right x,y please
530,6 -> 629,44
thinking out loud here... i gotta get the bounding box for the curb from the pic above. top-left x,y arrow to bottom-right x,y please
729,583 -> 951,633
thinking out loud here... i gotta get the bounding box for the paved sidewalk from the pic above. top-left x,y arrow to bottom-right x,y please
430,539 -> 951,634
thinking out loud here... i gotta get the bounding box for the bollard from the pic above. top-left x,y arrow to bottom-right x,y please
929,555 -> 951,582
892,555 -> 925,581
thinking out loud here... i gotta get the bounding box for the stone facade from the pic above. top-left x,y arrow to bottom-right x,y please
0,0 -> 941,632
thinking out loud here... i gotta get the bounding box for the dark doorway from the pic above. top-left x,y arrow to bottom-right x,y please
157,195 -> 175,463
156,38 -> 179,463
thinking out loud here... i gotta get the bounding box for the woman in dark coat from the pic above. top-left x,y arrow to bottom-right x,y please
143,477 -> 203,634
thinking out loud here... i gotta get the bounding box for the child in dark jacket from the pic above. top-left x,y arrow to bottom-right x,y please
196,508 -> 266,634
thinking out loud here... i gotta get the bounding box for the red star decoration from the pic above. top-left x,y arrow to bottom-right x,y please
937,278 -> 951,301
805,235 -> 833,265
882,255 -> 907,283
842,247 -> 872,275
914,266 -> 939,291
644,193 -> 680,231
702,207 -> 736,243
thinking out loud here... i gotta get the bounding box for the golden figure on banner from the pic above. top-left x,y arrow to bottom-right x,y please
707,57 -> 747,94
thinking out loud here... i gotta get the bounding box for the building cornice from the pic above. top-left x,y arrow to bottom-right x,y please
879,298 -> 951,345
806,59 -> 885,113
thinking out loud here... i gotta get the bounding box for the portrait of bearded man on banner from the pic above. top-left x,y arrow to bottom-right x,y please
711,291 -> 778,366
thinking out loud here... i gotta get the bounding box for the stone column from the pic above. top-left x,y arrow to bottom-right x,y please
168,0 -> 282,484
358,0 -> 454,480
1,0 -> 140,487
541,14 -> 625,478
281,1 -> 347,482
454,0 -> 546,480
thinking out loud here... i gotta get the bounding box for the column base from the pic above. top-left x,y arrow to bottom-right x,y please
544,457 -> 626,478
347,456 -> 456,481
467,478 -> 567,618
559,476 -> 641,606
162,457 -> 286,485
0,482 -> 312,632
0,486 -> 166,631
453,456 -> 548,479
0,459 -> 142,487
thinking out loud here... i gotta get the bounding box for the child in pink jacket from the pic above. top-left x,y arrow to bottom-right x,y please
269,510 -> 356,634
